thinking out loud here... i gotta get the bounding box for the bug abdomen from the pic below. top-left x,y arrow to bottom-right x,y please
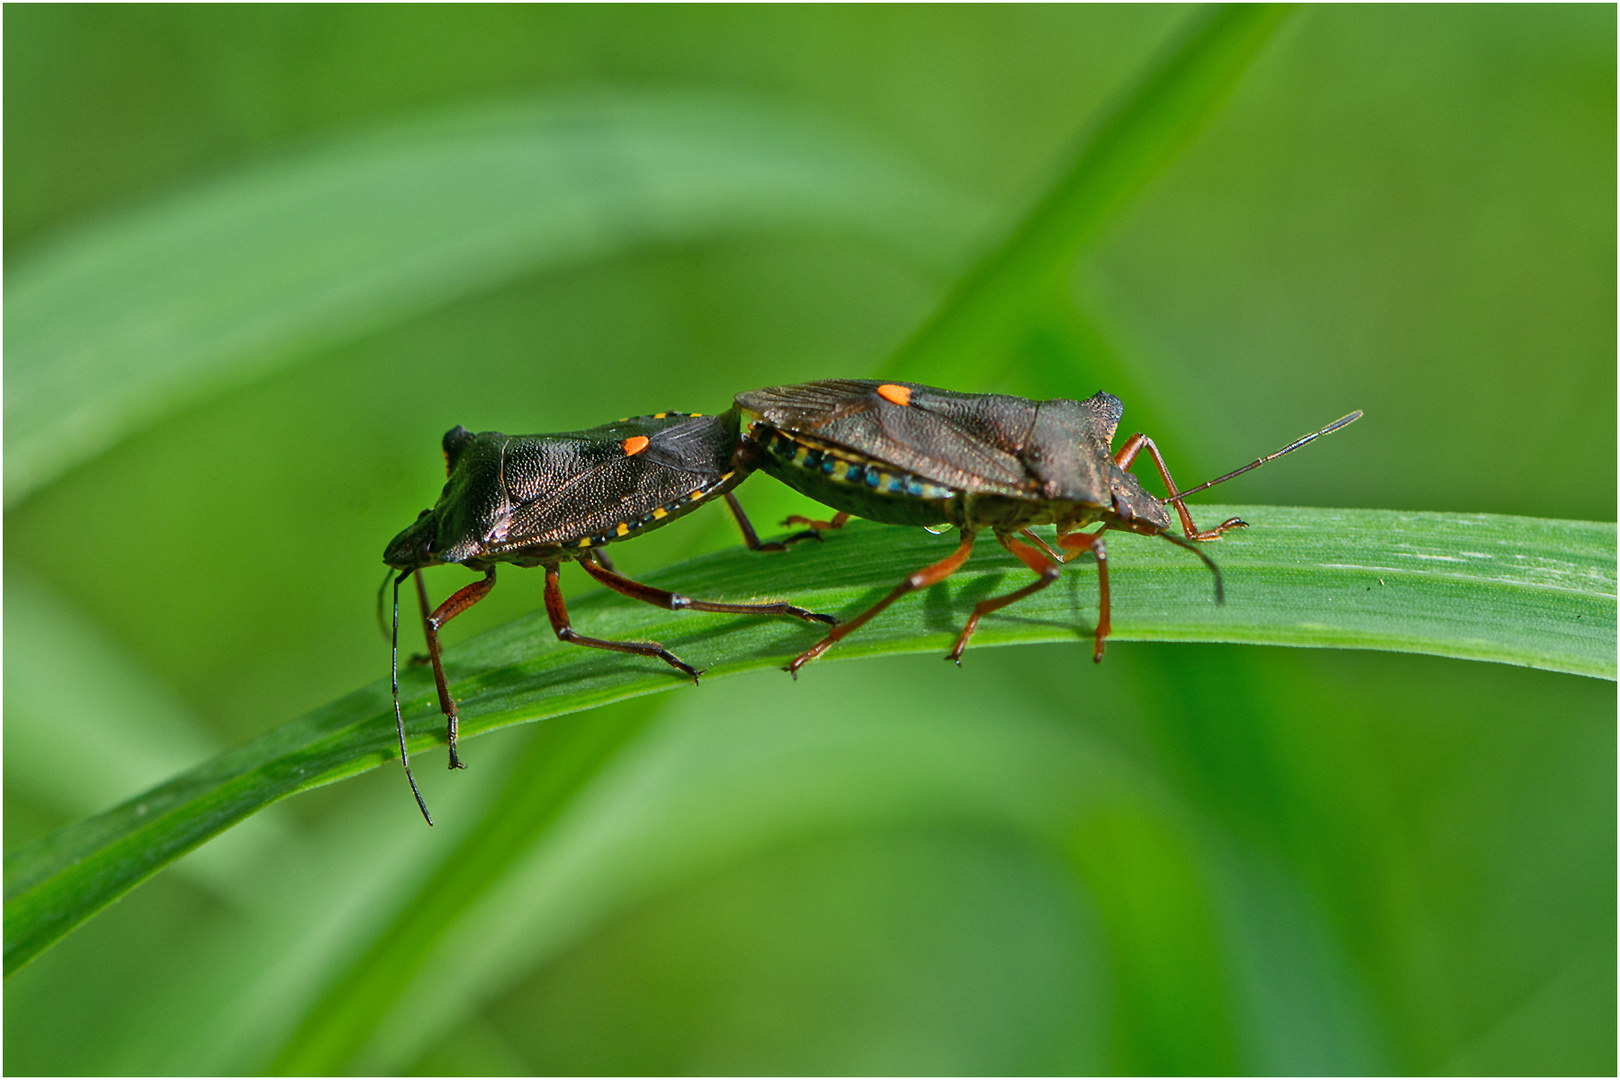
747,422 -> 961,528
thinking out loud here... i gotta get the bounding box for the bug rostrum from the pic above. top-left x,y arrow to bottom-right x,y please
383,409 -> 833,823
734,379 -> 1360,676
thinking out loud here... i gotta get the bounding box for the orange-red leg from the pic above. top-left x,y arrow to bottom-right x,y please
578,550 -> 834,625
946,533 -> 1063,664
544,565 -> 703,683
725,493 -> 825,552
418,568 -> 496,769
782,510 -> 851,532
787,528 -> 976,677
1113,433 -> 1246,541
1057,529 -> 1111,662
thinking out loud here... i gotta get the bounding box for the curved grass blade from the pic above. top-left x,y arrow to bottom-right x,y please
5,507 -> 1613,977
5,91 -> 983,505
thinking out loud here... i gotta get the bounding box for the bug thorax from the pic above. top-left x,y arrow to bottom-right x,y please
1018,395 -> 1121,503
383,428 -> 513,570
1019,394 -> 1170,534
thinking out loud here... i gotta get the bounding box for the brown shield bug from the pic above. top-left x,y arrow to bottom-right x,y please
733,379 -> 1359,675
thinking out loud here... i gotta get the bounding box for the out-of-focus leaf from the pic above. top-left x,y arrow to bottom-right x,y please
3,569 -> 297,906
5,568 -> 218,813
6,507 -> 1612,976
884,4 -> 1293,387
271,701 -> 659,1074
89,728 -> 536,1076
4,91 -> 984,505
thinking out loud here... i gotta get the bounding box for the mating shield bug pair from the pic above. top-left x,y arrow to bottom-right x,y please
385,383 -> 1359,820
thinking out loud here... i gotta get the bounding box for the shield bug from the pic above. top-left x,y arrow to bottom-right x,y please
383,408 -> 833,822
734,379 -> 1360,676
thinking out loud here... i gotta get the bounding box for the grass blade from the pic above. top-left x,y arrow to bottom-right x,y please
5,507 -> 1612,976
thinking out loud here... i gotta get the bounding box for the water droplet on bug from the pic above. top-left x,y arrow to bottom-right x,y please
924,523 -> 951,535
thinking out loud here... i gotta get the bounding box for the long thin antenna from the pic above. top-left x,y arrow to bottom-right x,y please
1162,410 -> 1362,504
393,570 -> 434,825
375,566 -> 395,640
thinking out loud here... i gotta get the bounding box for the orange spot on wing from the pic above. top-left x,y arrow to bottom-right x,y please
877,383 -> 911,406
622,435 -> 650,456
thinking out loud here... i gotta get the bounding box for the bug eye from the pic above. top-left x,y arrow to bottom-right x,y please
442,425 -> 475,474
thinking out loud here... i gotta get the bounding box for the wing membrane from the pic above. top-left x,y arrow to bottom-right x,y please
739,380 -> 1035,493
493,413 -> 735,549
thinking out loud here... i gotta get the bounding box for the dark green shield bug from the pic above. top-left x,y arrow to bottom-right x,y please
734,379 -> 1359,676
384,408 -> 832,822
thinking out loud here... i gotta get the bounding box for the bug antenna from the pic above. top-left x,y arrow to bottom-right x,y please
393,570 -> 434,825
1160,530 -> 1225,604
1161,410 -> 1363,505
375,567 -> 395,640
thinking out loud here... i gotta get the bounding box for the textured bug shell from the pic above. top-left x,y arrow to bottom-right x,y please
738,380 -> 1036,495
384,410 -> 745,571
736,380 -> 1172,533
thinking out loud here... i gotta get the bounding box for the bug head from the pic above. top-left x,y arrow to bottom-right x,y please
383,507 -> 442,572
384,426 -> 508,571
1104,469 -> 1174,534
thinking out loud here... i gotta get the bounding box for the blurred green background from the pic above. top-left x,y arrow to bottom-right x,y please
5,5 -> 1614,1075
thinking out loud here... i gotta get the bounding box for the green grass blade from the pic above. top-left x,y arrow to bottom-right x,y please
4,507 -> 1613,976
885,4 -> 1293,386
4,91 -> 981,506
